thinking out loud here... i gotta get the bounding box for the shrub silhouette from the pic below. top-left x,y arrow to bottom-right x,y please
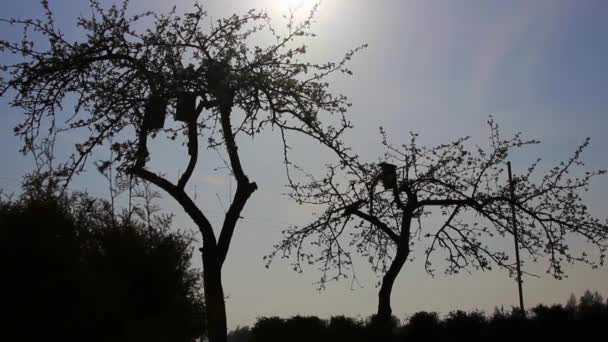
443,310 -> 487,341
240,293 -> 607,342
575,290 -> 607,340
326,316 -> 366,342
486,307 -> 531,341
227,326 -> 251,342
0,190 -> 204,342
1,197 -> 82,341
398,311 -> 441,341
284,316 -> 325,342
250,317 -> 286,342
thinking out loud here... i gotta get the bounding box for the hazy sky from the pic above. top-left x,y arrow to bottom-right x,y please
1,0 -> 608,329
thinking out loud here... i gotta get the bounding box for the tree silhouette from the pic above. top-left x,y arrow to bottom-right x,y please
250,316 -> 286,342
0,186 -> 204,342
325,316 -> 366,342
269,119 -> 608,329
443,310 -> 487,340
398,311 -> 441,341
227,326 -> 251,342
0,2 -> 362,341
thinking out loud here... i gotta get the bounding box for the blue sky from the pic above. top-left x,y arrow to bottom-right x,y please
1,0 -> 608,328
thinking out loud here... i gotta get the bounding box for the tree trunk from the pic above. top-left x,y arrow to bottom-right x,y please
375,209 -> 413,339
369,249 -> 408,341
377,249 -> 409,322
201,250 -> 227,342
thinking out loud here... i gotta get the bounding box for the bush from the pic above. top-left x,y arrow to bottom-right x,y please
0,189 -> 205,342
242,294 -> 608,342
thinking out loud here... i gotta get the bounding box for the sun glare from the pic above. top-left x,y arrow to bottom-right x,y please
277,0 -> 317,18
284,0 -> 309,10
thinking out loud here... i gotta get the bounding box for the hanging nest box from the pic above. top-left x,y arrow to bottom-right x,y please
378,162 -> 397,190
206,59 -> 231,98
143,93 -> 167,130
175,92 -> 197,123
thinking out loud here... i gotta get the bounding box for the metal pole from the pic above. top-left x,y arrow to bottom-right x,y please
507,161 -> 525,314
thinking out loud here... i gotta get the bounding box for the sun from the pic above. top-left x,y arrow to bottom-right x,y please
277,0 -> 317,16
269,0 -> 332,25
284,0 -> 309,10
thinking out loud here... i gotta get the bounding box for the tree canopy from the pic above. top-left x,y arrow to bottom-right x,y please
269,119 -> 608,323
0,1 -> 363,341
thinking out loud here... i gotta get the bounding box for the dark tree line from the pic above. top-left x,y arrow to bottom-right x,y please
0,183 -> 205,342
228,291 -> 608,342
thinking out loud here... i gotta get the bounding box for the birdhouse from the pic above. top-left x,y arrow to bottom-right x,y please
175,92 -> 197,123
378,162 -> 397,190
206,59 -> 230,93
143,94 -> 167,130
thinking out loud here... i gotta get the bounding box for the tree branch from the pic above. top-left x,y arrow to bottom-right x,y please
178,121 -> 199,189
348,208 -> 400,244
217,105 -> 258,264
131,166 -> 217,247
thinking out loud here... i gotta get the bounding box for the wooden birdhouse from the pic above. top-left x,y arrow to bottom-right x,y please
378,162 -> 397,190
175,92 -> 197,123
206,59 -> 230,94
143,94 -> 167,130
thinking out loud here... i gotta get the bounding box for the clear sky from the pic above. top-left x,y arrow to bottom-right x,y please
1,0 -> 608,329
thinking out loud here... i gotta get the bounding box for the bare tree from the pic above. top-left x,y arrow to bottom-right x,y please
0,1 -> 363,341
269,119 -> 608,327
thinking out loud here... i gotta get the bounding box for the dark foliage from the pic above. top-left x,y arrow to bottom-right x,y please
397,311 -> 441,341
231,292 -> 607,342
325,316 -> 367,341
227,326 -> 251,342
0,188 -> 205,342
441,310 -> 487,340
239,315 -> 368,342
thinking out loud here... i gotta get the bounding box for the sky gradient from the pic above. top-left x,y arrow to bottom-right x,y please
1,0 -> 608,329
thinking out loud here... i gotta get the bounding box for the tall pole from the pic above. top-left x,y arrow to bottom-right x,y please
507,161 -> 525,314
